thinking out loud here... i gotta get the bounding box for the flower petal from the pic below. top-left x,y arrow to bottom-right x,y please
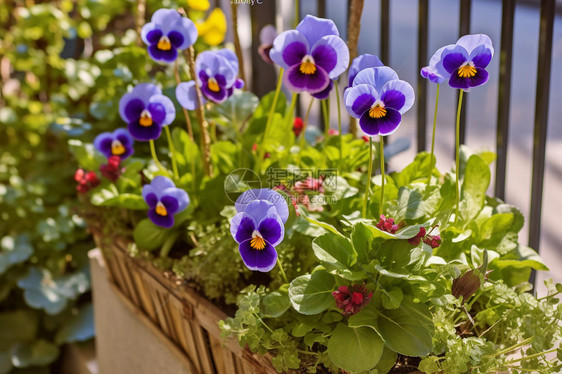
311,80 -> 333,100
128,121 -> 162,141
160,194 -> 179,215
162,186 -> 190,213
469,44 -> 493,68
344,84 -> 377,118
441,46 -> 469,74
230,212 -> 257,243
120,98 -> 145,123
270,30 -> 309,69
148,94 -> 175,125
148,208 -> 174,228
176,81 -> 205,110
456,34 -> 493,55
296,15 -> 339,46
148,45 -> 178,63
169,18 -> 198,49
348,54 -> 384,87
144,192 -> 158,208
311,35 -> 349,79
258,214 -> 284,247
150,9 -> 182,34
235,189 -> 289,223
143,27 -> 162,45
380,79 -> 414,114
238,239 -> 278,272
352,66 -> 399,91
93,132 -> 114,158
359,107 -> 402,136
285,63 -> 330,94
260,24 -> 277,45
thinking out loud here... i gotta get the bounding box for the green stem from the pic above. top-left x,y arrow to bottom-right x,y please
164,126 -> 179,179
276,258 -> 289,284
505,348 -> 557,364
362,137 -> 374,218
285,93 -> 298,130
160,230 -> 181,258
149,140 -> 166,173
334,80 -> 343,168
299,97 -> 315,149
426,83 -> 440,189
294,0 -> 300,27
455,89 -> 464,222
379,136 -> 385,217
256,68 -> 284,172
483,336 -> 534,359
321,99 -> 330,137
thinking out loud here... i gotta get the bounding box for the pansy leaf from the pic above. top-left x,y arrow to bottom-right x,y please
327,323 -> 384,373
133,218 -> 168,251
288,269 -> 335,315
459,154 -> 490,223
263,287 -> 291,318
11,340 -> 59,368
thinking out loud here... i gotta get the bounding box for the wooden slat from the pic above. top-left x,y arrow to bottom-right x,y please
114,253 -> 141,307
416,0 -> 429,152
131,269 -> 158,322
529,0 -> 555,285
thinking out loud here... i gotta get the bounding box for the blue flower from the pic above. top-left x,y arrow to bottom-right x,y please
421,34 -> 494,90
344,66 -> 414,136
142,176 -> 190,228
230,189 -> 288,272
176,49 -> 244,110
141,8 -> 198,64
348,54 -> 384,87
119,83 -> 175,141
93,128 -> 134,159
269,15 -> 349,95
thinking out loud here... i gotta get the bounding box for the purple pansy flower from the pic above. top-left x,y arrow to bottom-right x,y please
344,66 -> 414,136
230,189 -> 288,272
119,83 -> 175,141
258,25 -> 277,65
93,128 -> 134,160
422,34 -> 494,90
141,8 -> 198,64
142,176 -> 190,228
269,15 -> 349,95
176,49 -> 244,110
348,54 -> 384,87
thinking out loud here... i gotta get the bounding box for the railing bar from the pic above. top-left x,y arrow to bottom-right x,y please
317,0 -> 326,18
494,0 -> 516,200
528,0 -> 555,262
380,0 -> 390,65
416,0 -> 429,152
249,0 -> 276,97
456,0 -> 471,147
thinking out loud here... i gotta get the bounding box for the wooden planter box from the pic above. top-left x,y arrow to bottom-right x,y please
90,235 -> 278,374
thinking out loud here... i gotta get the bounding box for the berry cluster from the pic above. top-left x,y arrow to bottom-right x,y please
100,156 -> 123,182
74,169 -> 100,194
332,284 -> 373,317
376,215 -> 399,234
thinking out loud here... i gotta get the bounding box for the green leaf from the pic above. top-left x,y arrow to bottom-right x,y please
133,219 -> 168,251
375,300 -> 433,357
207,91 -> 259,127
68,139 -> 105,171
90,187 -> 146,210
0,311 -> 38,351
351,222 -> 377,264
389,186 -> 440,221
312,232 -> 357,269
327,323 -> 384,373
302,215 -> 343,237
491,246 -> 548,271
262,290 -> 291,318
371,347 -> 398,374
459,154 -> 490,222
381,288 -> 403,310
0,235 -> 33,275
288,269 -> 335,315
0,351 -> 11,374
54,303 -> 94,344
11,340 -> 59,368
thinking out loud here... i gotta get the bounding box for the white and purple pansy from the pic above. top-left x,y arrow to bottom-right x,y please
142,176 -> 190,228
176,49 -> 244,110
423,34 -> 494,90
230,189 -> 289,272
93,128 -> 134,160
348,54 -> 384,87
344,66 -> 415,137
269,15 -> 349,95
119,83 -> 176,141
141,8 -> 198,64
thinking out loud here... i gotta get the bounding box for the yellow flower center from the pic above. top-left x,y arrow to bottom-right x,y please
155,202 -> 168,216
139,109 -> 153,127
299,55 -> 316,75
208,77 -> 220,92
369,104 -> 387,119
111,140 -> 125,155
458,63 -> 477,78
157,36 -> 172,51
250,231 -> 266,250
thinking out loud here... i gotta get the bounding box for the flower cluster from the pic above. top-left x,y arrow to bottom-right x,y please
269,15 -> 349,98
376,214 -> 399,234
332,284 -> 373,317
345,66 -> 414,137
176,49 -> 244,109
141,9 -> 198,64
99,156 -> 122,182
421,34 -> 494,90
142,176 -> 190,228
407,227 -> 427,246
423,233 -> 442,249
230,189 -> 288,272
94,128 -> 134,160
74,169 -> 99,194
119,83 -> 176,141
